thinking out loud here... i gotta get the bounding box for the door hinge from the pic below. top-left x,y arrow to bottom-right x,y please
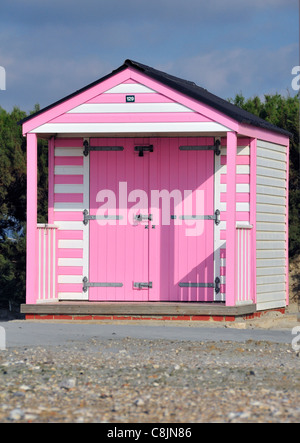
83,209 -> 123,225
179,277 -> 221,294
179,210 -> 220,225
134,145 -> 153,157
83,277 -> 123,292
179,138 -> 221,156
83,140 -> 124,156
133,282 -> 153,289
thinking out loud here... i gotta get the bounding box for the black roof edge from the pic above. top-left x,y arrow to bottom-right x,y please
19,59 -> 292,138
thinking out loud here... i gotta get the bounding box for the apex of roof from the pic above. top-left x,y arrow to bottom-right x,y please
20,59 -> 292,137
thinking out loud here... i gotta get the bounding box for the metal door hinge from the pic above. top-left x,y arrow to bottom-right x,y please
83,277 -> 123,292
179,138 -> 221,155
83,140 -> 124,156
179,277 -> 221,294
179,210 -> 220,225
133,282 -> 153,289
83,209 -> 123,225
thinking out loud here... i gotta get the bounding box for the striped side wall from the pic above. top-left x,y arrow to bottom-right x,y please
215,137 -> 251,302
256,139 -> 288,310
52,139 -> 89,300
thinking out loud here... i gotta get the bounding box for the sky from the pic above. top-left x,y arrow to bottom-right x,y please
0,0 -> 299,113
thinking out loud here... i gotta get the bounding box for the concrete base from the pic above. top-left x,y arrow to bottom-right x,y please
21,301 -> 259,322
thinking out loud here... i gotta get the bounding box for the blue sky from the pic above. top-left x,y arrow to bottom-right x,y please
0,0 -> 298,113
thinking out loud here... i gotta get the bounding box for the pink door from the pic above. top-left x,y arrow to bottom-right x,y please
88,137 -> 215,302
149,137 -> 215,302
88,138 -> 150,301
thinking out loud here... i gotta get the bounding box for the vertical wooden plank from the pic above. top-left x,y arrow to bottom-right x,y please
285,140 -> 290,306
249,138 -> 257,304
48,137 -> 55,224
225,132 -> 237,306
26,133 -> 38,304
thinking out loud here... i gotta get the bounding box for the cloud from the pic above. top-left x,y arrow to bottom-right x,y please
167,43 -> 298,99
0,0 -> 298,111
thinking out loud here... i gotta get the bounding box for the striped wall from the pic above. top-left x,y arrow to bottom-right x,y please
52,139 -> 89,300
214,137 -> 251,302
256,139 -> 288,310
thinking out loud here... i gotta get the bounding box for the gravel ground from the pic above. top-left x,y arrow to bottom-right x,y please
0,335 -> 299,423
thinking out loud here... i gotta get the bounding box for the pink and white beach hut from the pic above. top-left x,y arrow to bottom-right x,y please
20,60 -> 291,321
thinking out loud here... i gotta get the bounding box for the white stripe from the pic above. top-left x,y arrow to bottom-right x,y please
236,184 -> 250,193
55,221 -> 83,230
68,103 -> 193,114
83,153 -> 90,283
54,203 -> 84,211
236,202 -> 250,212
30,122 -> 231,134
58,275 -> 83,284
58,240 -> 84,249
104,83 -> 156,93
38,229 -> 41,300
58,293 -> 88,300
58,258 -> 83,266
53,228 -> 56,299
54,184 -> 84,193
54,165 -> 83,175
55,147 -> 83,156
236,165 -> 250,174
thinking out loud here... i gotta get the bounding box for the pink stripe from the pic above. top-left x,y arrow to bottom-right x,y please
220,230 -> 226,240
54,212 -> 83,221
220,248 -> 226,259
58,266 -> 83,275
57,248 -> 83,258
220,193 -> 250,202
57,230 -> 83,240
55,156 -> 83,166
51,112 -> 212,124
55,175 -> 83,184
220,266 -> 226,276
54,193 -> 83,203
87,93 -> 175,104
58,283 -> 82,293
221,174 -> 250,184
221,155 -> 250,166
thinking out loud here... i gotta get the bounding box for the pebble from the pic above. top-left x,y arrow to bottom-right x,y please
0,338 -> 299,423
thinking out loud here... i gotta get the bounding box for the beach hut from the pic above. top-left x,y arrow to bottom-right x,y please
20,60 -> 291,320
